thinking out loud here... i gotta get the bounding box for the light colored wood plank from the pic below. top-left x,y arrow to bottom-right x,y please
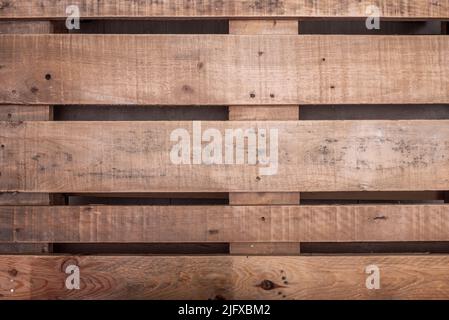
1,35 -> 449,105
228,19 -> 300,222
303,191 -> 444,201
228,243 -> 300,255
2,255 -> 449,299
2,204 -> 449,243
2,120 -> 449,193
229,193 -> 300,205
0,105 -> 53,121
229,106 -> 299,121
229,20 -> 298,35
1,1 -> 448,19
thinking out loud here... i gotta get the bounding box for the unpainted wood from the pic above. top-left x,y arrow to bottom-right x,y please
2,255 -> 449,299
229,193 -> 300,205
229,20 -> 298,35
1,1 -> 448,19
2,204 -> 449,243
0,12 -> 60,254
1,121 -> 449,193
228,19 -> 300,226
227,243 -> 300,255
0,21 -> 54,34
229,106 -> 299,121
1,35 -> 449,105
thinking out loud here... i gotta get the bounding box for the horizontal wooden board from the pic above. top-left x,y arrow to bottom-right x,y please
1,205 -> 449,243
2,255 -> 449,299
1,1 -> 448,19
1,35 -> 448,105
2,120 -> 449,192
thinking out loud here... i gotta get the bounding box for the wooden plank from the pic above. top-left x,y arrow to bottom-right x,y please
229,106 -> 299,121
2,204 -> 449,243
0,105 -> 53,121
229,20 -> 298,35
228,19 -> 300,221
0,21 -> 55,34
303,191 -> 445,201
229,193 -> 300,205
2,120 -> 449,193
227,243 -> 299,255
1,35 -> 449,105
1,1 -> 448,19
2,255 -> 449,299
0,193 -> 63,205
0,244 -> 50,254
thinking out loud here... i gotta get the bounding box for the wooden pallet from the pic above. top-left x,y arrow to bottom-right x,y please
1,0 -> 449,300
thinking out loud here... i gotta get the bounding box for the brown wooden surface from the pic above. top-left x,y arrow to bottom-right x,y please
228,19 -> 300,218
1,35 -> 449,105
0,21 -> 55,33
229,106 -> 299,121
229,243 -> 300,255
1,1 -> 448,19
229,20 -> 298,35
0,106 -> 53,121
2,255 -> 449,299
229,193 -> 300,205
0,21 -> 62,253
2,205 -> 449,243
2,120 -> 449,192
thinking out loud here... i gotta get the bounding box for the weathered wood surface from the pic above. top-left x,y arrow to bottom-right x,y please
1,35 -> 448,105
1,255 -> 449,299
228,19 -> 300,226
0,1 -> 448,19
1,120 -> 449,192
1,205 -> 449,242
0,15 -> 58,256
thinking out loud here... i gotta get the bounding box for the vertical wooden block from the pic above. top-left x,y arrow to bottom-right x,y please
228,19 -> 300,255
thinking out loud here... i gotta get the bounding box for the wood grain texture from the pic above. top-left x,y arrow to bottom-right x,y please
229,243 -> 300,255
1,205 -> 449,243
229,106 -> 299,121
228,19 -> 300,216
2,120 -> 449,192
0,193 -> 62,205
229,20 -> 298,35
0,2 -> 57,253
0,1 -> 448,19
0,106 -> 53,121
0,21 -> 54,33
229,193 -> 300,205
0,244 -> 50,254
2,255 -> 449,299
1,35 -> 448,105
